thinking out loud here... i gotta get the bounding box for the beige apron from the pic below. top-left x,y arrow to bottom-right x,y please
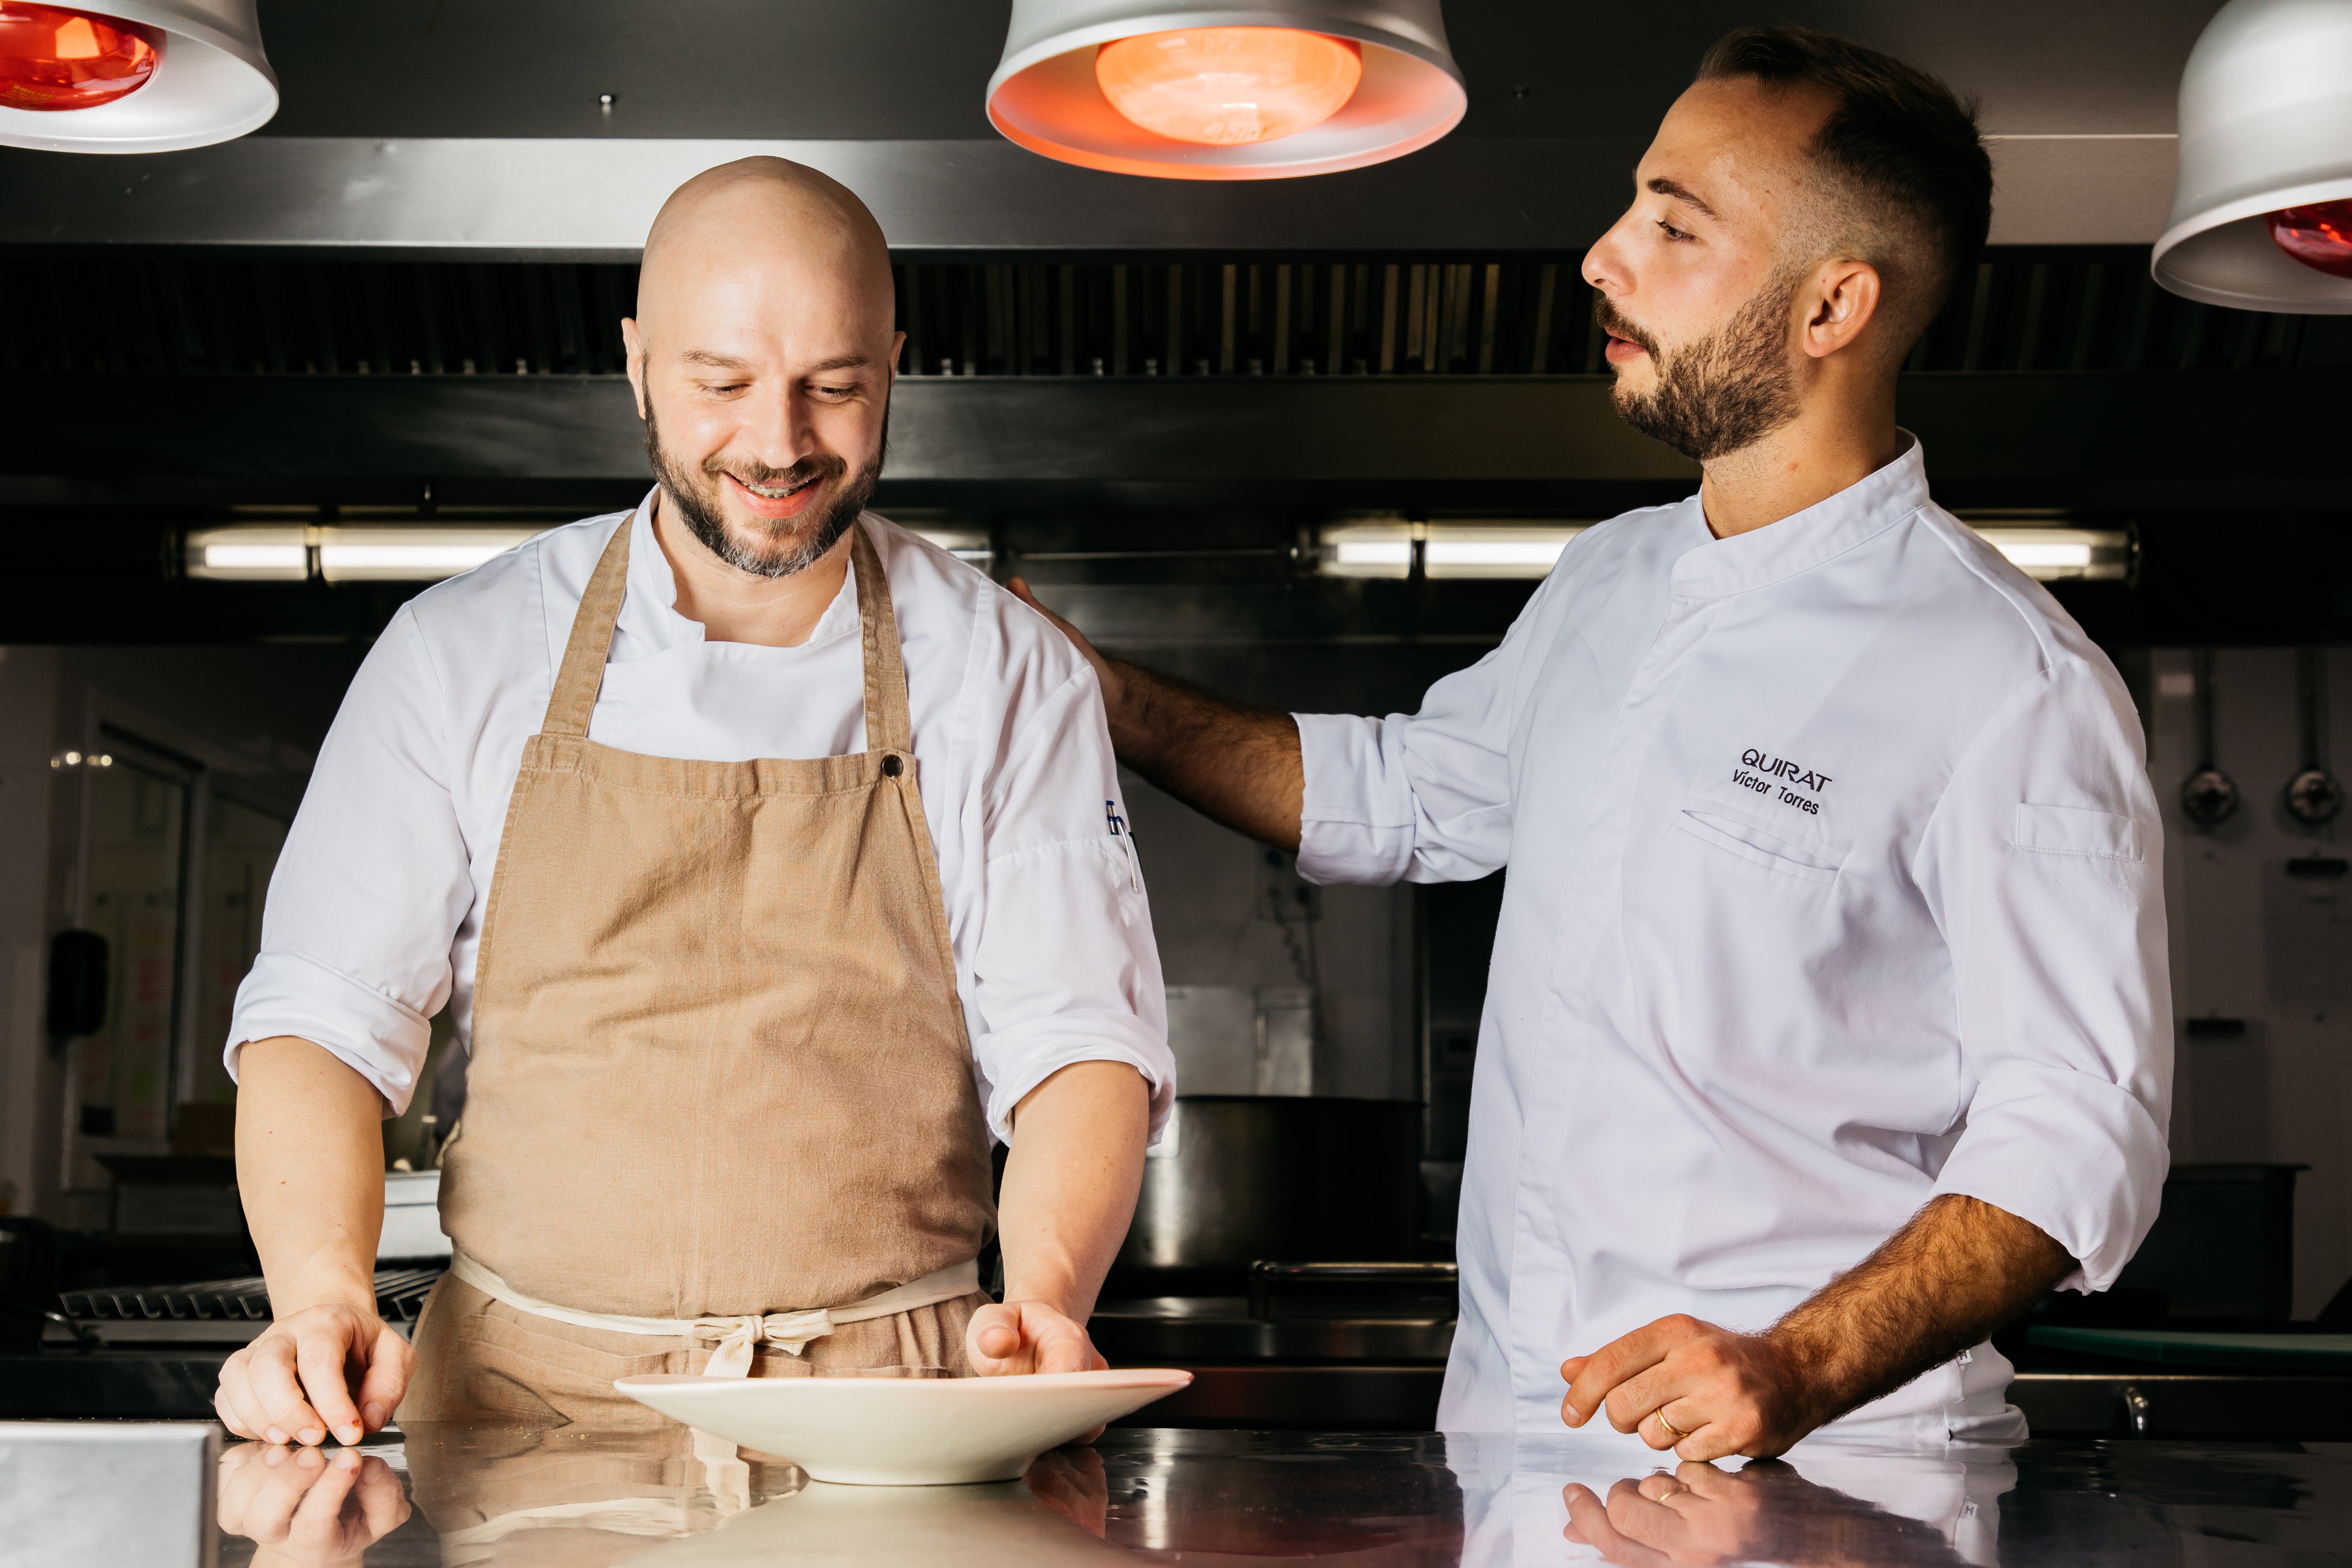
401,518 -> 995,1428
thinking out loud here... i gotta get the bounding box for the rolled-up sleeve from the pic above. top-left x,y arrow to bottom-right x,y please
226,607 -> 474,1114
1918,658 -> 2173,1292
1296,573 -> 1559,888
968,664 -> 1173,1143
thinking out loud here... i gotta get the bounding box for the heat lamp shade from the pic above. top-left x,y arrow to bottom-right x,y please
0,0 -> 275,152
2152,0 -> 2352,312
988,1 -> 1466,180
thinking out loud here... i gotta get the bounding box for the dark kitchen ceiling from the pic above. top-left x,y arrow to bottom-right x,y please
254,0 -> 2223,142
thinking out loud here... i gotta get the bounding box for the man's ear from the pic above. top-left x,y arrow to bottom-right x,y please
1801,260 -> 1883,361
621,317 -> 648,420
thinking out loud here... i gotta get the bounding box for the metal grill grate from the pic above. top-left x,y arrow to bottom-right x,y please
3,248 -> 2341,380
59,1267 -> 445,1324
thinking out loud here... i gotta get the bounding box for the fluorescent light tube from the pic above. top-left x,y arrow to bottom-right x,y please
316,530 -> 544,581
1321,522 -> 1589,579
910,527 -> 994,564
186,524 -> 553,583
186,527 -> 308,581
1970,528 -> 2129,582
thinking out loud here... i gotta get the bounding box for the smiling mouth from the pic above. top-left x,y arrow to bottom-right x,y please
736,474 -> 818,500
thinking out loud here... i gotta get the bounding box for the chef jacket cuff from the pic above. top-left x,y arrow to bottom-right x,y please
1930,1064 -> 2169,1293
1295,711 -> 1416,886
981,1013 -> 1176,1147
225,950 -> 432,1118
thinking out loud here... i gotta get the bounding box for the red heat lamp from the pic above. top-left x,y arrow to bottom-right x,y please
988,1 -> 1463,181
2154,0 -> 2352,312
0,3 -> 158,110
2266,199 -> 2352,280
0,0 -> 275,152
1094,28 -> 1362,147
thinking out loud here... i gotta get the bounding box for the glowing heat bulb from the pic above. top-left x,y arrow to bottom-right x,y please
1095,27 -> 1362,147
2266,199 -> 2352,280
0,2 -> 159,110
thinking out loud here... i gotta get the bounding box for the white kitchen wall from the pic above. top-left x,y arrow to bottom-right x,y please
1120,767 -> 1416,1101
2149,647 -> 2352,1319
0,647 -> 62,1223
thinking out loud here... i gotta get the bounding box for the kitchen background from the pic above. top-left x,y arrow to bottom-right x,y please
3,1 -> 2350,1413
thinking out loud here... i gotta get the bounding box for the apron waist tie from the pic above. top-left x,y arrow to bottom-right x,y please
446,1249 -> 981,1377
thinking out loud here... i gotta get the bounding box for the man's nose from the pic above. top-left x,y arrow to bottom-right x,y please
737,384 -> 817,471
1583,213 -> 1636,294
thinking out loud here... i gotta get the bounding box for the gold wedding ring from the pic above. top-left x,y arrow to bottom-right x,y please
1652,1405 -> 1688,1440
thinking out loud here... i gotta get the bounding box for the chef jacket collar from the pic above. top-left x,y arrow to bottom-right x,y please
1668,432 -> 1929,600
615,487 -> 864,659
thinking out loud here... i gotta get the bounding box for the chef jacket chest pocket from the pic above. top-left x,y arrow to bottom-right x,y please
1673,805 -> 1847,886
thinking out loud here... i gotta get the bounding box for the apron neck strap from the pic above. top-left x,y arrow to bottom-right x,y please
542,516 -> 634,738
540,509 -> 915,753
849,521 -> 914,755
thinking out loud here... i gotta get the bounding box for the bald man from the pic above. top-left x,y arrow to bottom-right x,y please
213,159 -> 1171,1448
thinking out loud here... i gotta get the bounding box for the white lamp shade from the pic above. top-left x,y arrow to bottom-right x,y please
988,1 -> 1466,180
2152,0 -> 2352,312
0,0 -> 275,153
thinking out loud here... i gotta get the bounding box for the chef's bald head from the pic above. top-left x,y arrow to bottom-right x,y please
623,159 -> 902,580
636,157 -> 894,348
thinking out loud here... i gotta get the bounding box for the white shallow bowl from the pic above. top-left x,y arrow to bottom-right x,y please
613,1368 -> 1194,1485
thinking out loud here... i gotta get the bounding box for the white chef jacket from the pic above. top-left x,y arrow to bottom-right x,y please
226,499 -> 1173,1143
1297,439 -> 2170,1439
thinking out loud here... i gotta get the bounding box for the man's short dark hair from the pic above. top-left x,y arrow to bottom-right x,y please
1699,24 -> 1992,340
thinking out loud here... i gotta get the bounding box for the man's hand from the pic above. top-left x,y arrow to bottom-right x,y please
1561,1316 -> 1820,1462
214,1300 -> 414,1448
216,1442 -> 411,1568
1560,1194 -> 2072,1459
1562,1459 -> 1970,1568
966,1298 -> 1109,1377
1008,579 -> 1126,720
1025,1446 -> 1111,1537
1564,1468 -> 1773,1568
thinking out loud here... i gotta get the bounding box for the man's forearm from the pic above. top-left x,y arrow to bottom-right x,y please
1102,656 -> 1304,851
1006,578 -> 1306,851
996,1061 -> 1149,1320
236,1036 -> 389,1316
1767,1193 -> 2071,1426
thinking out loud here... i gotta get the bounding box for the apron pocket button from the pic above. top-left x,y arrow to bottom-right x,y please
881,754 -> 904,777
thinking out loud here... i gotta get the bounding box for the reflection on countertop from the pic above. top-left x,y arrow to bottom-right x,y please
207,1424 -> 2352,1567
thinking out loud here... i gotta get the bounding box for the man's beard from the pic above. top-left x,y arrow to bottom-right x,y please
643,403 -> 883,578
1597,273 -> 1802,463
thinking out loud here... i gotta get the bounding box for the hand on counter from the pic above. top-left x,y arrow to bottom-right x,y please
217,1441 -> 411,1568
1562,1197 -> 2075,1461
214,1300 -> 415,1448
1025,1446 -> 1111,1537
1562,1460 -> 1969,1568
967,1298 -> 1110,1376
1560,1316 -> 1823,1462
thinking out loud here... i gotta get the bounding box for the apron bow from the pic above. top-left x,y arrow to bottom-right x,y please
688,1308 -> 837,1376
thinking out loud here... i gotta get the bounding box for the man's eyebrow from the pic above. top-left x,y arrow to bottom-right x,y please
674,349 -> 874,373
1646,177 -> 1719,220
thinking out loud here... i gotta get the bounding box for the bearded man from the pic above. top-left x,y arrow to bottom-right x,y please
214,158 -> 1170,1448
1016,25 -> 2170,1459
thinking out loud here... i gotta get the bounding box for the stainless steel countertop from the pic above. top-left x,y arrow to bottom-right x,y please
194,1425 -> 2352,1565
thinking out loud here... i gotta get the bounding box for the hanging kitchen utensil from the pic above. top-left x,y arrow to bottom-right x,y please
2285,647 -> 2344,826
2182,648 -> 2242,828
